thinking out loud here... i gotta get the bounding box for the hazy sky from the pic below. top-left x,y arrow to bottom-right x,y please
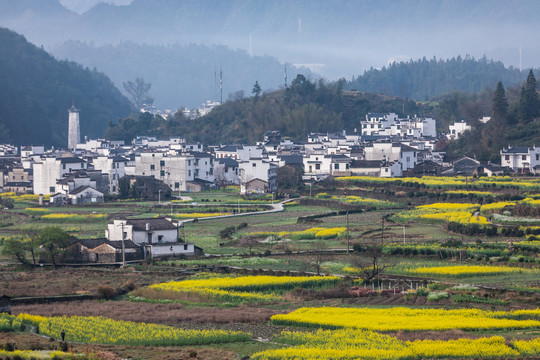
59,0 -> 132,14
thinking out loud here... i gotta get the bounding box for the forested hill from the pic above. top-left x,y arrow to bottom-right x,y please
0,28 -> 132,147
346,57 -> 528,100
106,75 -> 423,144
107,72 -> 540,163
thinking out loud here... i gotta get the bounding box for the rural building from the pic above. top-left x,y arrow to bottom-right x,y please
105,217 -> 203,258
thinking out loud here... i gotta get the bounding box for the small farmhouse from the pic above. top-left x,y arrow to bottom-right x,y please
105,217 -> 203,258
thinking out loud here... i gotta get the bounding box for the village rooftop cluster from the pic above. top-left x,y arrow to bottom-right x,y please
0,111 -> 538,204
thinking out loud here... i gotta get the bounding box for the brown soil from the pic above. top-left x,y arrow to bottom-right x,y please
13,300 -> 282,326
0,267 -> 177,297
0,331 -> 238,360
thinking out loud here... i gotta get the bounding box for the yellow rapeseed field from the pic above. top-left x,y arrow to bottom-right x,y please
251,329 -> 529,360
271,307 -> 540,331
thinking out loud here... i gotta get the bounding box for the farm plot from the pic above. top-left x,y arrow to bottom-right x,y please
8,313 -> 250,347
132,273 -> 340,305
251,328 -> 537,360
270,307 -> 540,332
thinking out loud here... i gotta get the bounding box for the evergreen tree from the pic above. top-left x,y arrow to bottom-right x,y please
252,81 -> 261,99
520,69 -> 539,123
491,81 -> 508,124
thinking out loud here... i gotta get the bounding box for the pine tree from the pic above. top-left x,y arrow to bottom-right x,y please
252,81 -> 261,98
491,81 -> 508,124
520,69 -> 539,123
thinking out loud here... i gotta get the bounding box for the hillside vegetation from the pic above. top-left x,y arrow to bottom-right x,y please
106,75 -> 420,144
0,27 -> 132,147
107,71 -> 540,162
346,56 -> 528,100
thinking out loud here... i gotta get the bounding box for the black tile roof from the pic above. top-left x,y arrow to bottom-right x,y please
502,147 -> 530,154
60,157 -> 86,164
217,157 -> 239,167
126,218 -> 177,231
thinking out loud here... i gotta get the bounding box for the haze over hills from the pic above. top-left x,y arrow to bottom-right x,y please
2,0 -> 540,108
52,41 -> 309,109
0,27 -> 132,147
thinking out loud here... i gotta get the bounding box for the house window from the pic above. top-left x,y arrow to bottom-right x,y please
150,165 -> 155,170
160,160 -> 165,167
49,186 -> 55,193
346,164 -> 349,169
175,182 -> 180,188
113,186 -> 116,192
160,170 -> 165,177
537,154 -> 539,161
315,164 -> 320,170
334,163 -> 339,170
505,155 -> 509,161
81,163 -> 84,168
252,163 -> 256,167
62,164 -> 66,169
158,235 -> 163,243
522,155 -> 527,160
385,168 -> 389,172
184,244 -> 188,250
147,233 -> 152,244
188,160 -> 191,166
188,170 -> 191,176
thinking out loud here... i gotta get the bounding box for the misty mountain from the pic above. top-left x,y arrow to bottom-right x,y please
2,0 -> 540,82
52,41 -> 310,109
0,28 -> 132,147
346,56 -> 528,100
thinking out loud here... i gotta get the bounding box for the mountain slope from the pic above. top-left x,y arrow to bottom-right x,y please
52,41 -> 310,109
0,27 -> 132,147
346,57 -> 527,100
2,0 -> 540,80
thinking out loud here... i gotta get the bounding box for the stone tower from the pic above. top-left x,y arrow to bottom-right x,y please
68,100 -> 80,150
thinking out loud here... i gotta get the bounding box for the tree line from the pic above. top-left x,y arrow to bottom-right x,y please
346,56 -> 528,101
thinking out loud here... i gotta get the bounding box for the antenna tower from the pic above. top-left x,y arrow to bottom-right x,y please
220,65 -> 223,103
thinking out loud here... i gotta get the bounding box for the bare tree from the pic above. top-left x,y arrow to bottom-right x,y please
304,242 -> 333,275
123,78 -> 152,108
353,243 -> 388,282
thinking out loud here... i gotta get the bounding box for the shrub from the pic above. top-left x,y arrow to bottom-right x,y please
427,291 -> 448,301
97,284 -> 116,299
236,222 -> 248,230
416,287 -> 429,296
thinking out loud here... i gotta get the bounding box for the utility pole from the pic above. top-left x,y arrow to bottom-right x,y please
381,216 -> 384,243
346,210 -> 350,254
121,223 -> 126,267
